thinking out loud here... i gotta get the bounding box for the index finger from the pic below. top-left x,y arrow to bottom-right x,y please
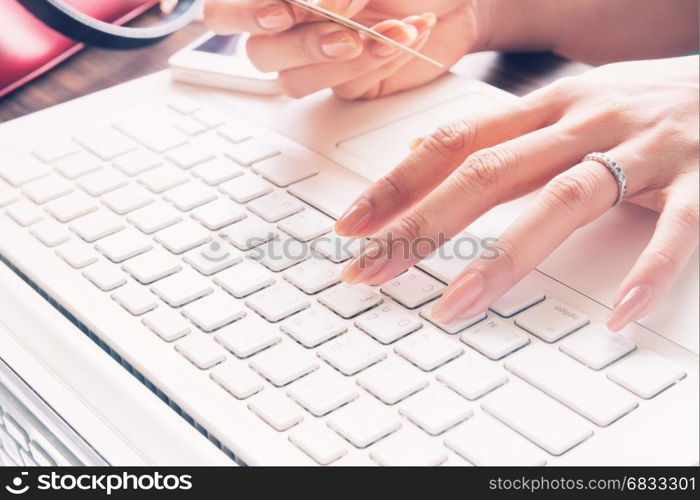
204,0 -> 369,35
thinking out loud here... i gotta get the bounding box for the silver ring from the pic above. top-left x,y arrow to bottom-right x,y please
584,152 -> 628,207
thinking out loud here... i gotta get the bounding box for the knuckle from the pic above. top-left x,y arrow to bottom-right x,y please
481,236 -> 519,274
423,119 -> 477,159
668,202 -> 700,232
452,147 -> 511,192
396,211 -> 431,242
646,248 -> 675,270
544,170 -> 599,213
376,169 -> 413,205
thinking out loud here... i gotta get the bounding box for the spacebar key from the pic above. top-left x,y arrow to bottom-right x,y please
482,383 -> 593,456
287,171 -> 368,219
505,344 -> 638,426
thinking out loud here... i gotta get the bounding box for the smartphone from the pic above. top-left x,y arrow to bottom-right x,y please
169,32 -> 282,95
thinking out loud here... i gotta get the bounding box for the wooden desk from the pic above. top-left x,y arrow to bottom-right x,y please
0,8 -> 588,122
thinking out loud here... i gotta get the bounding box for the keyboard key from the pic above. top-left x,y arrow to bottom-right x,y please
95,227 -> 152,263
287,368 -> 359,416
176,334 -> 227,369
355,302 -> 422,345
515,299 -> 589,342
246,282 -> 310,322
369,425 -> 447,466
214,260 -> 275,298
560,324 -> 636,370
249,342 -> 319,386
248,192 -> 304,222
318,330 -> 386,375
482,383 -> 593,456
73,127 -> 136,160
183,239 -> 243,275
395,327 -> 463,371
113,113 -> 188,153
102,185 -> 154,215
76,168 -> 128,196
5,200 -> 44,226
280,307 -> 347,348
168,96 -> 201,115
0,156 -> 50,186
112,284 -> 158,315
219,173 -> 273,203
55,240 -> 98,268
461,317 -> 530,360
174,115 -> 209,136
22,174 -> 73,203
225,137 -> 280,166
318,283 -> 382,319
252,154 -> 318,187
505,344 -> 638,426
287,171 -> 364,220
278,209 -> 334,242
445,415 -> 546,466
214,316 -> 281,358
217,122 -> 252,143
31,140 -> 79,163
191,108 -> 227,128
607,350 -> 686,399
154,220 -> 211,254
381,269 -> 445,309
126,200 -> 182,234
420,304 -> 486,334
248,391 -> 303,431
312,233 -> 363,263
165,143 -> 215,168
328,398 -> 401,448
29,219 -> 71,247
142,307 -> 191,341
283,257 -> 341,294
151,268 -> 213,307
122,248 -> 182,284
182,292 -> 246,332
164,181 -> 217,211
137,165 -> 189,193
45,192 -> 98,222
192,158 -> 243,186
289,422 -> 347,465
54,151 -> 102,179
211,362 -> 264,399
436,352 -> 508,400
69,210 -> 125,242
399,385 -> 473,435
221,215 -> 278,250
82,262 -> 127,291
113,149 -> 163,176
357,358 -> 428,404
489,275 -> 545,317
416,232 -> 478,283
0,185 -> 19,207
251,237 -> 309,272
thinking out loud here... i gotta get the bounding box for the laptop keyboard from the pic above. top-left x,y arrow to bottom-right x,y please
0,96 -> 689,466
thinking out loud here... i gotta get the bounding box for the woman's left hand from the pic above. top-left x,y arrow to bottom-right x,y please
336,56 -> 699,332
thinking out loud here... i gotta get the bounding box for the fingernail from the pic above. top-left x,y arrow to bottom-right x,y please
415,12 -> 437,31
322,30 -> 361,58
607,284 -> 653,332
256,4 -> 294,31
432,271 -> 484,323
341,242 -> 385,284
335,198 -> 372,236
371,23 -> 418,57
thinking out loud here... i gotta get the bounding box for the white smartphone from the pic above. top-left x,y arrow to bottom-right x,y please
169,32 -> 282,95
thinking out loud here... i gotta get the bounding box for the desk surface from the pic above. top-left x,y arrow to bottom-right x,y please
0,8 -> 589,122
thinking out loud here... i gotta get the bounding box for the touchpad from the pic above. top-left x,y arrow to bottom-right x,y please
338,92 -> 503,179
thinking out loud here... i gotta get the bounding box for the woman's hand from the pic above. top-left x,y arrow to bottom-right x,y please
202,0 -> 487,99
336,56 -> 699,332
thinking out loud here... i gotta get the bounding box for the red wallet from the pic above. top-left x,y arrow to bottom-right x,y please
0,0 -> 158,99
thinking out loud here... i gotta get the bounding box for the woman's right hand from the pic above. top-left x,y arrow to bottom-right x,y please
202,0 -> 489,99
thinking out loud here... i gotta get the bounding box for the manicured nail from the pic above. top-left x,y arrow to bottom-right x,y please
607,285 -> 652,332
371,23 -> 418,57
256,4 -> 294,31
335,198 -> 372,236
415,12 -> 437,31
432,271 -> 484,323
322,30 -> 361,58
341,242 -> 385,284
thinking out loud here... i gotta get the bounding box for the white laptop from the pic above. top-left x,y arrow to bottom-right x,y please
0,63 -> 697,466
